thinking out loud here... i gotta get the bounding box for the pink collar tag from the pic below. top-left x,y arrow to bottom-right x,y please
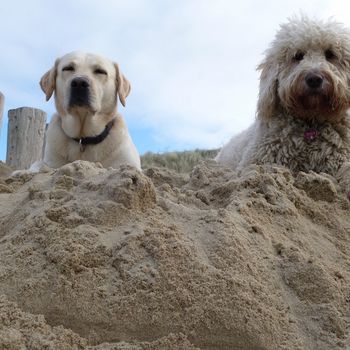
304,129 -> 318,140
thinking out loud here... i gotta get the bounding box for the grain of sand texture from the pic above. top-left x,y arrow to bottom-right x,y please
0,160 -> 349,349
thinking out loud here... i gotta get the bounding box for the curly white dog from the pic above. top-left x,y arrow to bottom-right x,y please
216,16 -> 350,190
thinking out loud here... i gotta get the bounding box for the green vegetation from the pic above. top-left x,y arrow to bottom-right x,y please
141,149 -> 219,173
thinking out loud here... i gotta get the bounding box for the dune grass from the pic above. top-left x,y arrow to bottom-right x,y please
141,149 -> 219,173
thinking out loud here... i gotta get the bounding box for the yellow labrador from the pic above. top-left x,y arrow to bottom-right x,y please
39,51 -> 141,170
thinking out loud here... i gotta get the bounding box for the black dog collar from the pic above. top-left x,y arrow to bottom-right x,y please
73,119 -> 115,152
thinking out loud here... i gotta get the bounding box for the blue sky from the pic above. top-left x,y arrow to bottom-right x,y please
0,0 -> 349,160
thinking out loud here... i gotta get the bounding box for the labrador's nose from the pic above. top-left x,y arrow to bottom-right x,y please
71,77 -> 90,90
69,77 -> 91,108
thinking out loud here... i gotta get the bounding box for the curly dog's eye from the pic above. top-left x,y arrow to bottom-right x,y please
325,49 -> 336,61
293,52 -> 305,61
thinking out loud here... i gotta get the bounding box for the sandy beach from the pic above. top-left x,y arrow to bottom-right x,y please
0,160 -> 349,349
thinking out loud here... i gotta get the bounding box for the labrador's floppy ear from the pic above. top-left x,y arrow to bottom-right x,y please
114,63 -> 131,107
40,58 -> 60,101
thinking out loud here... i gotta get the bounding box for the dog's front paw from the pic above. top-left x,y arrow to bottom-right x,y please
11,161 -> 52,180
29,160 -> 51,173
11,169 -> 32,177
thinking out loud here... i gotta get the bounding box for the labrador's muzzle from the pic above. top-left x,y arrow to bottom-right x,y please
69,77 -> 91,108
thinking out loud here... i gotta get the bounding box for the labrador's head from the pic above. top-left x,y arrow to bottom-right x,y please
40,51 -> 131,116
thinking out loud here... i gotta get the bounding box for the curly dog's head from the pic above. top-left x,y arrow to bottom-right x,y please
257,16 -> 350,123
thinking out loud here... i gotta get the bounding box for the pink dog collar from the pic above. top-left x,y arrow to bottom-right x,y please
304,129 -> 318,140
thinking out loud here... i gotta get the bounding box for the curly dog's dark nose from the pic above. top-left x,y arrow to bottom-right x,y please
305,73 -> 323,89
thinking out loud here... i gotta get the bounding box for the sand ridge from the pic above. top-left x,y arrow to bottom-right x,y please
0,160 -> 349,349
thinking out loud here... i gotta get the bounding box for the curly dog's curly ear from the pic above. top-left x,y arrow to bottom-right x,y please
256,58 -> 279,120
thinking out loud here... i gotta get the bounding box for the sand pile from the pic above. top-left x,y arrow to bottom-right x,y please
0,160 -> 349,350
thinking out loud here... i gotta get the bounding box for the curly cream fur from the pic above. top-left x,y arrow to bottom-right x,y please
216,16 -> 350,188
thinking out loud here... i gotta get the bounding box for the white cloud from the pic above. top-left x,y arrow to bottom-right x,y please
1,0 -> 350,159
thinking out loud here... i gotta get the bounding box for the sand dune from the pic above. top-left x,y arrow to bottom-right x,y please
0,160 -> 349,349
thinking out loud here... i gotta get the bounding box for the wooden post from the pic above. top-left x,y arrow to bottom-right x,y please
6,107 -> 47,170
0,92 -> 4,138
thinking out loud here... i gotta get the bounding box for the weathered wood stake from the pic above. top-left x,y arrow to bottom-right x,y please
6,107 -> 47,170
